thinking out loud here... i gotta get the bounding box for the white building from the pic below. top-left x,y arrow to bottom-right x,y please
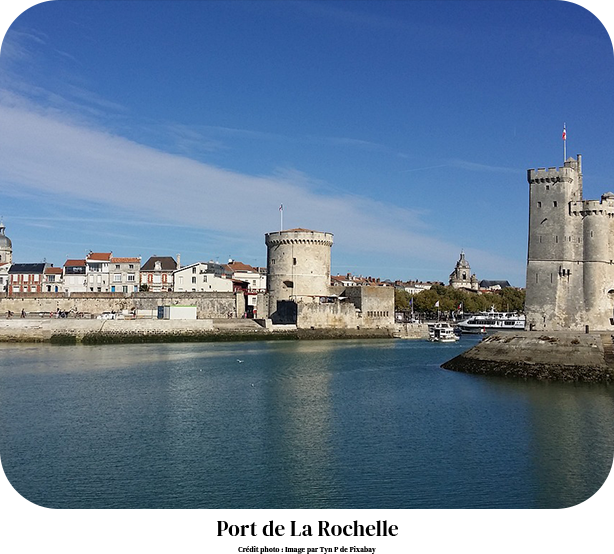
86,252 -> 112,293
43,266 -> 63,293
140,256 -> 177,292
63,259 -> 87,294
225,260 -> 266,291
0,263 -> 9,293
400,281 -> 435,295
110,257 -> 141,293
173,262 -> 233,293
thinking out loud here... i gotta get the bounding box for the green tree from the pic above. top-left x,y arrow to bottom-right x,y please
394,288 -> 411,312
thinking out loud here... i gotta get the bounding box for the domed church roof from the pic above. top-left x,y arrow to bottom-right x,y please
0,221 -> 12,249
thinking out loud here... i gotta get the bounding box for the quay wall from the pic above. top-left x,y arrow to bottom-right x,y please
442,331 -> 614,382
394,322 -> 429,339
0,292 -> 240,319
0,318 -> 402,344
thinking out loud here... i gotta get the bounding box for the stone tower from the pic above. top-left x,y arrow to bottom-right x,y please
265,228 -> 334,320
525,154 -> 614,331
0,221 -> 12,265
449,251 -> 478,290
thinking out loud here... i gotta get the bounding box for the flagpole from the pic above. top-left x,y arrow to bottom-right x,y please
563,123 -> 567,162
279,204 -> 283,231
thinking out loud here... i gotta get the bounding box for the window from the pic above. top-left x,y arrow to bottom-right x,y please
192,267 -> 196,274
113,273 -> 122,282
48,275 -> 55,282
202,275 -> 207,283
129,264 -> 134,269
192,276 -> 197,284
537,201 -> 542,208
553,201 -> 558,207
127,274 -> 135,282
115,264 -> 120,269
293,258 -> 297,265
123,286 -> 128,293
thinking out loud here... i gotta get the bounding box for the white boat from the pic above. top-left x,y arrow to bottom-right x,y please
428,322 -> 460,342
456,308 -> 525,334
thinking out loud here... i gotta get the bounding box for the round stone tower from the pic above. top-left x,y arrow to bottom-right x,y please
0,221 -> 12,265
265,228 -> 334,316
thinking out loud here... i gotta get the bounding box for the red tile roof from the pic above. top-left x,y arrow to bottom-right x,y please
110,257 -> 141,263
45,267 -> 63,274
64,259 -> 86,266
227,261 -> 258,273
87,252 -> 112,261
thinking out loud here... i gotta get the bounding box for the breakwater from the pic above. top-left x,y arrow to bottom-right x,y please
0,318 -> 424,344
442,331 -> 614,382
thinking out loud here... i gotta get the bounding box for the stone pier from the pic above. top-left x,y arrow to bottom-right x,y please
442,331 -> 614,382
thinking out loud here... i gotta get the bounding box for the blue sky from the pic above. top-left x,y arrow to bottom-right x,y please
1,1 -> 613,286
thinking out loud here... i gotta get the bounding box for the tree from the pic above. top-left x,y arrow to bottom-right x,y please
394,288 -> 411,312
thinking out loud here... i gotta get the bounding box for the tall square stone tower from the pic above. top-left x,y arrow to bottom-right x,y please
525,154 -> 614,331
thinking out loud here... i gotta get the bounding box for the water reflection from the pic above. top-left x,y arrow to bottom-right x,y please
0,340 -> 613,508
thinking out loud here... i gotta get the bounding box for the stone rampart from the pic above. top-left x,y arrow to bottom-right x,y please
0,291 -> 239,319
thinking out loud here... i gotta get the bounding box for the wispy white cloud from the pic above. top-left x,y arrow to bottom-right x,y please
401,159 -> 522,175
0,28 -> 526,280
0,99 -> 524,282
449,159 -> 522,174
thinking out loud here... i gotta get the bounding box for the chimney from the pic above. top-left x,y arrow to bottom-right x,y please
176,253 -> 181,270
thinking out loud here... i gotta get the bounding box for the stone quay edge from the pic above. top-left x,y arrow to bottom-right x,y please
442,330 -> 614,382
0,318 -> 422,344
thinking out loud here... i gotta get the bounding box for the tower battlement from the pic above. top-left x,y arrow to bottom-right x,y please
570,198 -> 614,216
265,229 -> 334,247
527,155 -> 582,185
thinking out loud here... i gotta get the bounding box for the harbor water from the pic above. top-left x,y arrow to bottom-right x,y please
0,337 -> 613,509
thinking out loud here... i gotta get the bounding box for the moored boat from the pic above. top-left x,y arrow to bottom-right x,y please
456,308 -> 525,334
428,322 -> 460,342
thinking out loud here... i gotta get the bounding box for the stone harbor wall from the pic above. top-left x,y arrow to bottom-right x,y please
0,291 -> 240,320
442,331 -> 614,382
0,318 -> 399,344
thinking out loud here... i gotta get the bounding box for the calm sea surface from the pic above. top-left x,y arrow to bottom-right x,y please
0,337 -> 612,509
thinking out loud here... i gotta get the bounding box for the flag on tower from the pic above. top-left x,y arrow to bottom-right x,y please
279,204 -> 283,211
562,125 -> 566,141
